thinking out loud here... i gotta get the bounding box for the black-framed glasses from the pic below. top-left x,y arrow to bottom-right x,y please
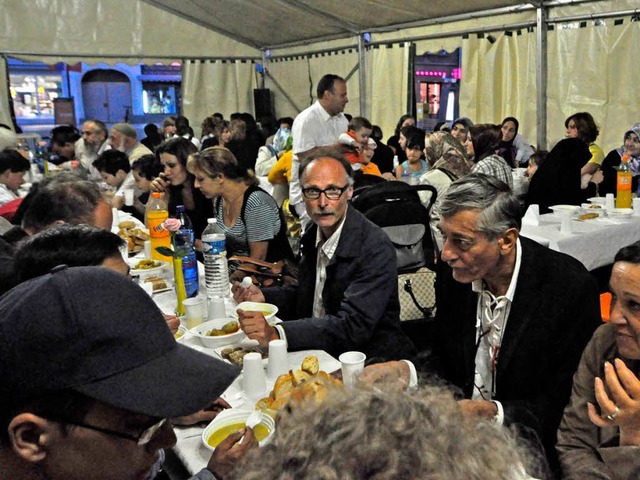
45,416 -> 167,445
301,184 -> 349,200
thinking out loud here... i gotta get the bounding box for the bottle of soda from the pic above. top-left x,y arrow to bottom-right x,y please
174,205 -> 198,298
201,218 -> 229,298
145,192 -> 172,261
616,154 -> 632,209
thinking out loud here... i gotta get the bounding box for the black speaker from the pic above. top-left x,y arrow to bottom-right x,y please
253,88 -> 273,119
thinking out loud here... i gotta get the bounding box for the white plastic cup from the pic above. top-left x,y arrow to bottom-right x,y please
123,189 -> 135,206
605,193 -> 615,209
242,352 -> 267,401
339,351 -> 366,387
560,212 -> 573,234
143,240 -> 152,259
267,339 -> 288,380
208,296 -> 226,319
183,297 -> 204,329
633,198 -> 640,215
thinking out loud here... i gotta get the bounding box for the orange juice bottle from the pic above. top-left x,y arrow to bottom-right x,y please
145,192 -> 172,261
616,154 -> 632,209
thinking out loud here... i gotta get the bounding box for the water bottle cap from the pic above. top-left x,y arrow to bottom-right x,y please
207,218 -> 216,224
176,205 -> 185,213
151,192 -> 161,198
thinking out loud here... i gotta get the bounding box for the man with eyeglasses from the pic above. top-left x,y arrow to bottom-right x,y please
233,146 -> 413,362
360,173 -> 602,476
0,266 -> 255,480
75,119 -> 109,181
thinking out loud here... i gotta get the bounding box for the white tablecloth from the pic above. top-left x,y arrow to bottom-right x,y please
170,341 -> 340,474
148,268 -> 341,475
521,212 -> 640,271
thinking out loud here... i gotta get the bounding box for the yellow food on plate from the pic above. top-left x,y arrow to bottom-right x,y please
206,321 -> 240,337
118,220 -> 136,229
206,422 -> 270,448
578,212 -> 599,221
134,259 -> 160,270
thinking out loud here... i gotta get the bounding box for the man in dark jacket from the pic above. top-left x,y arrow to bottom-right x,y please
232,147 -> 414,361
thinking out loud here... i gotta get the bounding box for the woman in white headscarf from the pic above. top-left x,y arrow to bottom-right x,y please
598,123 -> 640,196
254,126 -> 291,176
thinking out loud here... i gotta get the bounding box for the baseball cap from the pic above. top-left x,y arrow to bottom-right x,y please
0,265 -> 240,418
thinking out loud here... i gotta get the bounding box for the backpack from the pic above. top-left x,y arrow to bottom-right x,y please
351,182 -> 437,273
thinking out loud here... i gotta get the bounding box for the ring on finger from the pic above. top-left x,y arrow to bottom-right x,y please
604,405 -> 620,421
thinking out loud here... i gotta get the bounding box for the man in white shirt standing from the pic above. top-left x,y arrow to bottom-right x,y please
290,74 -> 349,231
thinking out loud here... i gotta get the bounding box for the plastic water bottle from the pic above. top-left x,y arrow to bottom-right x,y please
202,218 -> 229,298
401,166 -> 410,184
174,205 -> 198,298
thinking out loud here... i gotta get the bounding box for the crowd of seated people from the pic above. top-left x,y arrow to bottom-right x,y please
4,73 -> 640,480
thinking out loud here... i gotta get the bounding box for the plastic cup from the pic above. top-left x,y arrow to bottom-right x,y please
208,296 -> 226,319
242,352 -> 267,401
339,351 -> 366,387
183,297 -> 204,329
267,339 -> 288,380
143,240 -> 152,259
560,212 -> 573,234
123,189 -> 135,206
605,193 -> 615,209
633,198 -> 640,215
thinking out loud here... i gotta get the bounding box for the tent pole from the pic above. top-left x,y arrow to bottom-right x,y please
264,69 -> 302,113
260,50 -> 267,89
357,34 -> 367,118
536,3 -> 548,151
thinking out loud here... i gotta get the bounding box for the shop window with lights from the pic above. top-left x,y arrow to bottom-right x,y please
10,73 -> 62,118
142,82 -> 179,114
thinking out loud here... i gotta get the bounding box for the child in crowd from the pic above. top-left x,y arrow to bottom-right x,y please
92,149 -> 136,210
395,133 -> 428,182
131,154 -> 163,210
0,148 -> 29,207
339,116 -> 373,169
360,138 -> 382,176
526,150 -> 548,180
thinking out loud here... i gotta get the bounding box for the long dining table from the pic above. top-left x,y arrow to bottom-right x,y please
520,211 -> 640,271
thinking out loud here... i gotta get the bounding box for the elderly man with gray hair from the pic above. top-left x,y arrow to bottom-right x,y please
109,122 -> 152,164
362,173 -> 602,476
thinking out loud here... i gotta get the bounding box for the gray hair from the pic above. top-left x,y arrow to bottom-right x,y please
232,385 -> 533,480
111,122 -> 137,140
299,146 -> 355,187
440,173 -> 521,239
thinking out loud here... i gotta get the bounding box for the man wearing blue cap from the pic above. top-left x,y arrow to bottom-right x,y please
0,266 -> 253,480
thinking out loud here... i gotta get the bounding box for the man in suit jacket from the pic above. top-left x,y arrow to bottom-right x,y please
361,173 -> 601,475
231,147 -> 413,362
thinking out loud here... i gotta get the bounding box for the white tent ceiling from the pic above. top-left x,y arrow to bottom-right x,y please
141,0 -> 530,50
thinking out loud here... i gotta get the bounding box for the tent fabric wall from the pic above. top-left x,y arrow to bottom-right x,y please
0,57 -> 12,128
460,30 -> 538,145
366,43 -> 410,141
0,0 -> 257,65
181,60 -> 257,128
264,49 -> 360,119
546,19 -> 640,153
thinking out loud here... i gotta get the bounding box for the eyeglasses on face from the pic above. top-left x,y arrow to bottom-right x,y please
45,416 -> 167,445
301,184 -> 349,200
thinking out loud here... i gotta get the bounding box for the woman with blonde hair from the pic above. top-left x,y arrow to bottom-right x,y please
187,147 -> 292,271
